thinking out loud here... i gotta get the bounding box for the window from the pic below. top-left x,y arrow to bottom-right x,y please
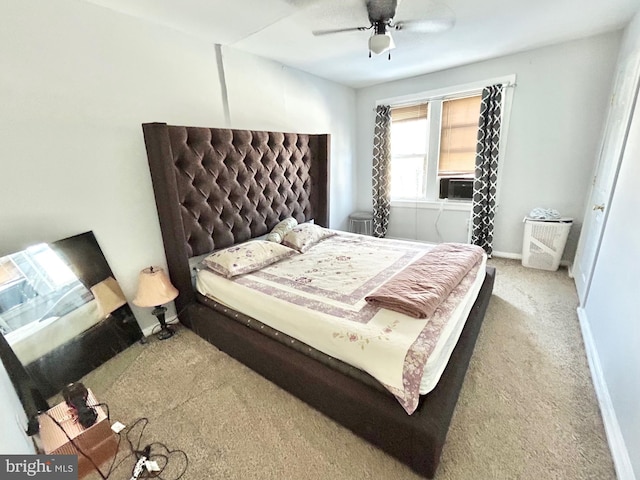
389,93 -> 482,201
389,104 -> 429,199
439,95 -> 482,176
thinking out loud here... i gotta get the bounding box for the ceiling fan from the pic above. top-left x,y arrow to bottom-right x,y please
311,0 -> 455,58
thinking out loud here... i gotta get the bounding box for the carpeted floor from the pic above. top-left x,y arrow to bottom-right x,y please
79,258 -> 615,479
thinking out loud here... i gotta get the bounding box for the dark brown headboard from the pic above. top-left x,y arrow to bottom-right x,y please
142,123 -> 330,315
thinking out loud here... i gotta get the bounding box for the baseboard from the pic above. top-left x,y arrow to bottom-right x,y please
492,251 -> 522,260
577,307 -> 636,480
493,250 -> 572,269
385,236 -> 436,245
142,324 -> 156,337
567,262 -> 575,278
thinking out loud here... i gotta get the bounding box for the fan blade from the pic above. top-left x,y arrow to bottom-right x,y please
393,17 -> 455,33
312,26 -> 369,36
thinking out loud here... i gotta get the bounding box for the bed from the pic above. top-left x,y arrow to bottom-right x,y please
142,123 -> 495,478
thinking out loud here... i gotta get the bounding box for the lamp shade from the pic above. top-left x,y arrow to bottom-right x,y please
133,266 -> 178,308
90,276 -> 127,318
369,33 -> 395,55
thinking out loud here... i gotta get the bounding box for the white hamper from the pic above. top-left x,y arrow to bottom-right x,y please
522,218 -> 573,271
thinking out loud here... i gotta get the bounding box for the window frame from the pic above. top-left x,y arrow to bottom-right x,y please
381,75 -> 516,209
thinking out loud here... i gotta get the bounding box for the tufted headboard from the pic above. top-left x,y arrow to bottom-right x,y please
142,123 -> 330,315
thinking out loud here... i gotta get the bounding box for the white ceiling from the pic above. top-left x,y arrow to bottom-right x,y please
84,0 -> 639,88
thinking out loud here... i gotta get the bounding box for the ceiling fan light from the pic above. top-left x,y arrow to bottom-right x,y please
369,33 -> 394,55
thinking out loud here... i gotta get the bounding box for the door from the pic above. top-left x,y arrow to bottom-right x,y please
573,53 -> 640,305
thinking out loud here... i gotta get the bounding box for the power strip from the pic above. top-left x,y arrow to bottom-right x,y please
129,446 -> 150,480
129,456 -> 147,480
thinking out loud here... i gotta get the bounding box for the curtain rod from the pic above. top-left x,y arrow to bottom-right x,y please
374,82 -> 517,110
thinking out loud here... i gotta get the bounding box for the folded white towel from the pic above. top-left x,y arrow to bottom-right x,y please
528,207 -> 561,220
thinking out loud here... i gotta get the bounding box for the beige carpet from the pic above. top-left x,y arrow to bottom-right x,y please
79,258 -> 615,479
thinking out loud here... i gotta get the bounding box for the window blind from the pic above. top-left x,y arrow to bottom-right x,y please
391,103 -> 428,123
439,95 -> 482,174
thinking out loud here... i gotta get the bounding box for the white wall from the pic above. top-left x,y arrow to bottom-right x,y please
221,46 -> 357,229
0,0 -> 355,452
0,363 -> 35,454
583,12 -> 640,479
355,32 -> 622,258
0,0 -> 356,329
0,0 -> 226,325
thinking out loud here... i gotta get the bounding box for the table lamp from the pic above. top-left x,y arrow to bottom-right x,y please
90,276 -> 127,320
133,266 -> 179,340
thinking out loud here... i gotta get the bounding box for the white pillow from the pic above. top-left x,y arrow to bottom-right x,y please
203,240 -> 298,278
282,224 -> 336,253
266,217 -> 298,243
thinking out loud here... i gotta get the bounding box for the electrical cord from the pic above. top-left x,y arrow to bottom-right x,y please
435,198 -> 446,243
109,417 -> 189,480
149,306 -> 187,338
150,321 -> 177,337
41,403 -> 188,480
143,443 -> 188,480
94,402 -> 110,422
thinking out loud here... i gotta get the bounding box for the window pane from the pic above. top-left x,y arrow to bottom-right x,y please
390,102 -> 429,200
391,103 -> 429,199
439,95 -> 482,175
391,118 -> 428,156
390,155 -> 426,199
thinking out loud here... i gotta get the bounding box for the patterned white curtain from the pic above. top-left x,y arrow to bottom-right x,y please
471,84 -> 503,256
372,105 -> 392,237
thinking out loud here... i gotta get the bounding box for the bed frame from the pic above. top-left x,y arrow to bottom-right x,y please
142,122 -> 495,478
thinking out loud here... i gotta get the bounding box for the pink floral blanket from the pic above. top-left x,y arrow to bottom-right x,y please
364,243 -> 485,319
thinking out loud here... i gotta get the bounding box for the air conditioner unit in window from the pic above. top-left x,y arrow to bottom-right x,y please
439,177 -> 474,200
